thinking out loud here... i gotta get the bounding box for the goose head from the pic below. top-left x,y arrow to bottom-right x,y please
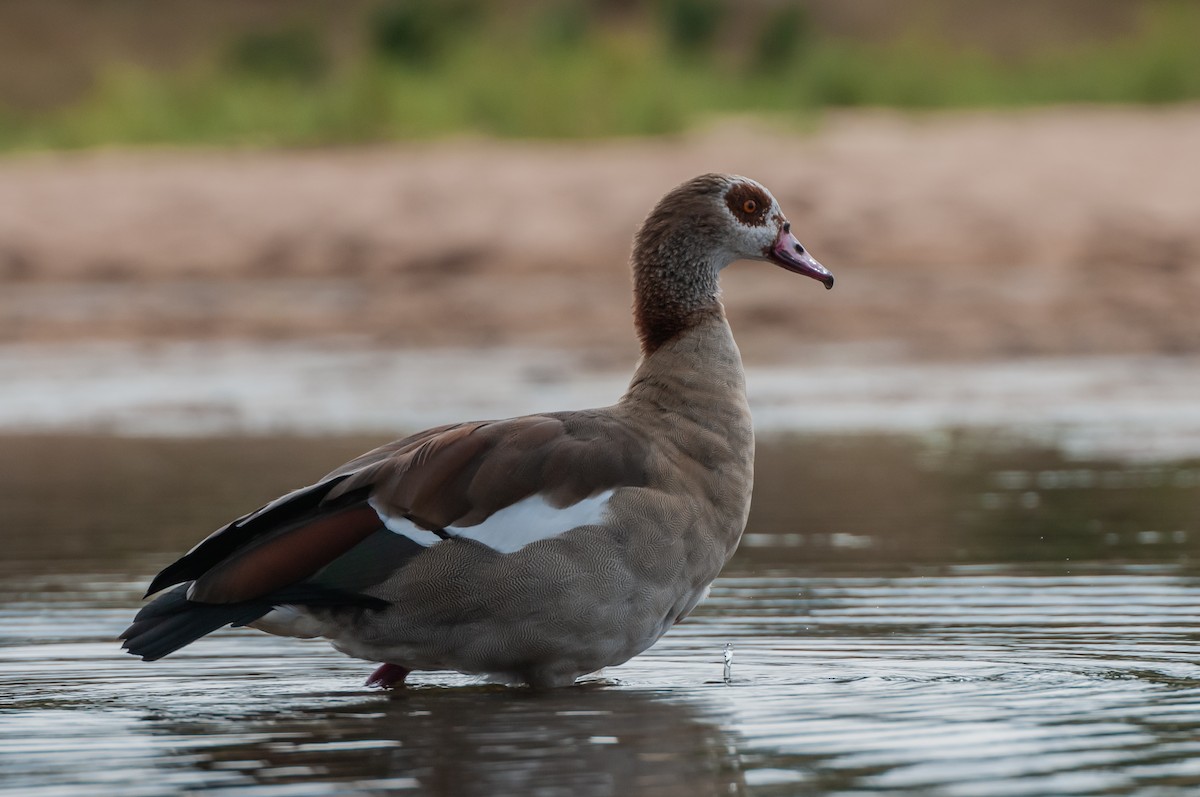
720,176 -> 833,289
632,173 -> 833,352
634,173 -> 832,290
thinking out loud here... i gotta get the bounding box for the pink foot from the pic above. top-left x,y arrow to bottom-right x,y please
365,662 -> 410,689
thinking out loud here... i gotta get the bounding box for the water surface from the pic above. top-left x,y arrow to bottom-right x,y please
2,434 -> 1200,796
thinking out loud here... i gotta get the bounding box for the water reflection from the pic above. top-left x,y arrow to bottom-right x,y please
2,432 -> 1197,568
749,433 -> 1200,566
151,688 -> 744,797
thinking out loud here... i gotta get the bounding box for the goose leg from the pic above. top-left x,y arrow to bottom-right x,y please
365,662 -> 410,689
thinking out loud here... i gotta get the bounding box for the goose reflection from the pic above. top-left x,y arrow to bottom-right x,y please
153,685 -> 749,797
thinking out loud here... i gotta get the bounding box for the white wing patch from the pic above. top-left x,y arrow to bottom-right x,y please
370,502 -> 445,546
372,490 -> 614,554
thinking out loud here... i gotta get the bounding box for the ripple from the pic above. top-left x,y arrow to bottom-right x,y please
9,564 -> 1200,796
4,432 -> 1200,795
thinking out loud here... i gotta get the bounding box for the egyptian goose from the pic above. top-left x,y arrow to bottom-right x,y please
120,173 -> 833,688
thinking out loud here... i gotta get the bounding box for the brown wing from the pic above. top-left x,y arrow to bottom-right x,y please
325,413 -> 647,528
151,411 -> 649,606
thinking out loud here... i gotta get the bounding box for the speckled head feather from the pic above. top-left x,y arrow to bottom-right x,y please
631,173 -> 828,354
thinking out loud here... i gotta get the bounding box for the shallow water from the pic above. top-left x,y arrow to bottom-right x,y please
5,342 -> 1200,460
2,434 -> 1200,796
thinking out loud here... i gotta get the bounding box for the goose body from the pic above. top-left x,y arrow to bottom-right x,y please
121,173 -> 832,688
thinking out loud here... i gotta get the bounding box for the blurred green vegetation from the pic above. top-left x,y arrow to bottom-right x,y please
0,0 -> 1198,150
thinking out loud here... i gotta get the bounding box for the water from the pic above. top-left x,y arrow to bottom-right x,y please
2,434 -> 1200,796
4,342 -> 1200,461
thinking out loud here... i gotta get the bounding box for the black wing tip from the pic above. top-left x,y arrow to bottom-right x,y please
143,561 -> 192,599
140,475 -> 368,599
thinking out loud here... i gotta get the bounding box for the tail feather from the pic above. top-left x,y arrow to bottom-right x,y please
119,585 -> 270,661
119,583 -> 389,661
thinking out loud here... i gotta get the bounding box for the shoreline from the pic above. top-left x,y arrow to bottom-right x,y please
4,340 -> 1199,461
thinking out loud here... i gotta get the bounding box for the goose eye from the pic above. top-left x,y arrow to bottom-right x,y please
742,199 -> 757,214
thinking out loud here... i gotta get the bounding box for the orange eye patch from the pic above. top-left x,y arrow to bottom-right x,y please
724,183 -> 770,227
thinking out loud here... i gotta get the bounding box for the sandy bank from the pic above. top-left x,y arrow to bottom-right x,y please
0,106 -> 1197,361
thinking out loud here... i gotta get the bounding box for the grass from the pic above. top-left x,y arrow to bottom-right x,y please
1,1 -> 1198,151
